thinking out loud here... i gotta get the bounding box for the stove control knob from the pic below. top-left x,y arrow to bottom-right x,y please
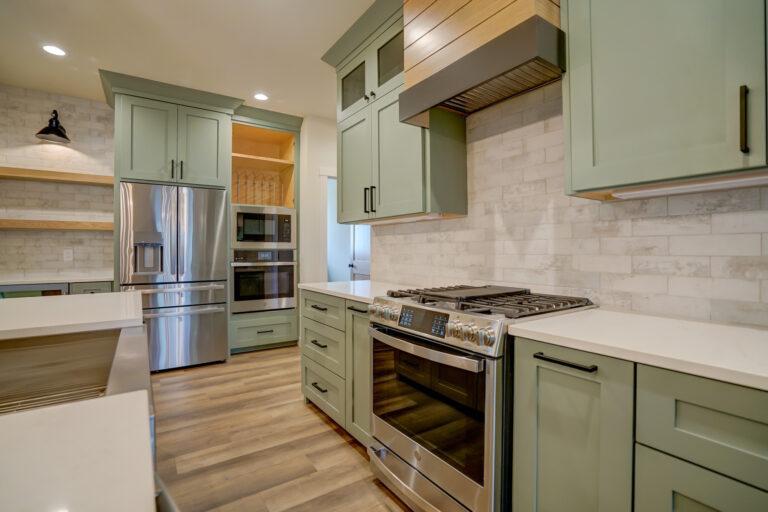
461,323 -> 475,341
445,320 -> 458,337
483,329 -> 497,346
477,329 -> 487,345
368,304 -> 378,316
388,308 -> 400,321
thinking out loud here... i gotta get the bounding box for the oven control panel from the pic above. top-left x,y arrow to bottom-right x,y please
369,298 -> 505,357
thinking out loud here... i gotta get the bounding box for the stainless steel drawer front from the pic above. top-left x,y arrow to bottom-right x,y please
123,282 -> 227,309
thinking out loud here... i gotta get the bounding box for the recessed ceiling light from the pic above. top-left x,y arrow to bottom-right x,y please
42,45 -> 66,56
254,93 -> 269,101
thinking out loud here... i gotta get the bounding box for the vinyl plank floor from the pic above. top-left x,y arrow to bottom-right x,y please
153,345 -> 410,512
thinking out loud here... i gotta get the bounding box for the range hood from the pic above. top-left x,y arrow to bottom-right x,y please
399,16 -> 565,125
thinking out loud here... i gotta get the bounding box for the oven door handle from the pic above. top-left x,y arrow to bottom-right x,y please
368,326 -> 485,373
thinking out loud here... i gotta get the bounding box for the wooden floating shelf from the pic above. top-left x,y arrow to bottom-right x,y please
232,153 -> 294,172
0,166 -> 113,186
0,219 -> 114,231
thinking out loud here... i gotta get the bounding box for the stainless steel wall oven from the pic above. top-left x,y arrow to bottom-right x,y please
230,249 -> 296,313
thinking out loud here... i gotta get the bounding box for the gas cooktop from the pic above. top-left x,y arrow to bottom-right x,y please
370,285 -> 595,357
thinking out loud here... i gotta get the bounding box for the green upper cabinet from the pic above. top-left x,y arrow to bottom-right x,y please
115,94 -> 231,187
513,338 -> 634,512
564,0 -> 767,194
116,95 -> 177,183
177,106 -> 230,187
337,20 -> 404,121
338,106 -> 373,223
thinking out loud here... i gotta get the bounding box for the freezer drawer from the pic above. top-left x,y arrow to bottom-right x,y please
144,304 -> 227,371
122,282 -> 227,309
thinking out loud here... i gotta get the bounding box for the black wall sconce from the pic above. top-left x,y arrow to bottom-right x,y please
36,110 -> 70,143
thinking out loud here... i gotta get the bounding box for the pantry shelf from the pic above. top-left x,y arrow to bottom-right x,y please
0,166 -> 114,186
0,219 -> 114,231
232,153 -> 294,172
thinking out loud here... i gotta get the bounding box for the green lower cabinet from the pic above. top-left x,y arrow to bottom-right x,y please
344,301 -> 372,446
564,0 -> 766,193
635,444 -> 768,512
513,338 -> 634,512
229,309 -> 298,352
301,317 -> 346,378
69,281 -> 113,294
302,355 -> 346,427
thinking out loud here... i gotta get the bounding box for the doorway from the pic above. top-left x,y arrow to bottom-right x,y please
327,178 -> 370,281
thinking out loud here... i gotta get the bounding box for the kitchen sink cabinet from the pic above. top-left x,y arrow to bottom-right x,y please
563,0 -> 767,195
513,338 -> 634,512
299,291 -> 373,445
115,94 -> 230,188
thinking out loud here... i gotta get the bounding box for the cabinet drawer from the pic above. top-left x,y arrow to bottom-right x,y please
635,444 -> 768,512
302,356 -> 346,427
69,281 -> 112,294
301,317 -> 346,378
300,291 -> 346,331
637,365 -> 768,491
230,310 -> 298,350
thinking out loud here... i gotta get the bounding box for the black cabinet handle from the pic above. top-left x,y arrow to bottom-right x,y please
370,186 -> 376,213
311,382 -> 328,393
180,160 -> 184,180
364,187 -> 370,213
740,85 -> 749,153
533,352 -> 597,373
348,306 -> 368,314
364,93 -> 370,101
171,159 -> 175,179
310,304 -> 328,312
310,339 -> 328,349
257,329 -> 274,334
369,90 -> 376,98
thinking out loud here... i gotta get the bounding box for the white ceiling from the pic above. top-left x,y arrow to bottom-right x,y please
0,0 -> 375,119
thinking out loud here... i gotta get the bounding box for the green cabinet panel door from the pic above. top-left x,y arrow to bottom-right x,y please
177,106 -> 230,187
564,0 -> 766,192
635,444 -> 768,512
513,338 -> 634,512
372,86 -> 425,218
345,301 -> 372,446
338,107 -> 373,223
116,95 -> 177,182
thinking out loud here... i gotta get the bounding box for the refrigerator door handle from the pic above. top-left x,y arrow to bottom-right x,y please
139,284 -> 225,295
143,306 -> 225,319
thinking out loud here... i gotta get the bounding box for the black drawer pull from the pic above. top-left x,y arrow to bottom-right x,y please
257,329 -> 274,334
533,352 -> 597,373
347,306 -> 368,314
311,382 -> 328,393
310,339 -> 328,349
310,304 -> 328,312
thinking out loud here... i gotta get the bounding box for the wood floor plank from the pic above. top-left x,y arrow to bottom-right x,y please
153,346 -> 410,512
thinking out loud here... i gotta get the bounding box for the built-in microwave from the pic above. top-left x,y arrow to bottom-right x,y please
230,249 -> 296,313
232,204 -> 296,250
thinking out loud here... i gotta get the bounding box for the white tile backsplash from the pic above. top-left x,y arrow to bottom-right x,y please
0,83 -> 114,281
371,81 -> 768,328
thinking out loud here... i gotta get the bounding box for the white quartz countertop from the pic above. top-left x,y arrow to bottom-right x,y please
0,390 -> 156,512
298,280 -> 410,304
0,291 -> 143,340
0,271 -> 113,286
508,309 -> 768,391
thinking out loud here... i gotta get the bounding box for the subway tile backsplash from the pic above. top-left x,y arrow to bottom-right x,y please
371,82 -> 768,328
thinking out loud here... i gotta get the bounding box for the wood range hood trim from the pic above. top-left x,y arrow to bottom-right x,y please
399,16 -> 566,126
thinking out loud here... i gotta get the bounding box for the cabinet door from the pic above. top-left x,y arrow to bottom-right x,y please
345,301 -> 372,446
371,86 -> 425,219
565,0 -> 766,192
338,107 -> 373,223
370,22 -> 404,101
635,444 -> 768,512
177,106 -> 230,188
513,338 -> 634,512
337,50 -> 371,121
115,95 -> 177,182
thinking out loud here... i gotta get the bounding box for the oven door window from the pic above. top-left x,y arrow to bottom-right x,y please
237,213 -> 291,243
234,265 -> 294,301
372,336 -> 485,484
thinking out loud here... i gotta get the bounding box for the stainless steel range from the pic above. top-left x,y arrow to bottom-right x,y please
367,285 -> 594,512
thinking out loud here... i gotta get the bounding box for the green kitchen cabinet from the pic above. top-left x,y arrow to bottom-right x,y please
345,300 -> 372,446
635,444 -> 768,512
230,309 -> 298,353
563,0 -> 767,194
115,95 -> 230,187
513,337 -> 634,512
116,95 -> 178,183
337,86 -> 466,224
176,106 -> 230,187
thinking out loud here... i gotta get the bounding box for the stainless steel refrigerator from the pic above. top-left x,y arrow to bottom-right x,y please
119,182 -> 228,371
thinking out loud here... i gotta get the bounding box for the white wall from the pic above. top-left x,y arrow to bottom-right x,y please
299,115 -> 337,283
372,82 -> 768,328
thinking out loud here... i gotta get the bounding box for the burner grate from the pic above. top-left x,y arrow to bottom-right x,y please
466,293 -> 593,319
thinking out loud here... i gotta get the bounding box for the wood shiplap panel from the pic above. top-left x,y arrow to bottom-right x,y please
403,0 -> 560,89
403,0 -> 439,25
404,0 -> 472,48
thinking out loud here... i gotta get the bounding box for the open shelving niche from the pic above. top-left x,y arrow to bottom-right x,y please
231,123 -> 295,208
